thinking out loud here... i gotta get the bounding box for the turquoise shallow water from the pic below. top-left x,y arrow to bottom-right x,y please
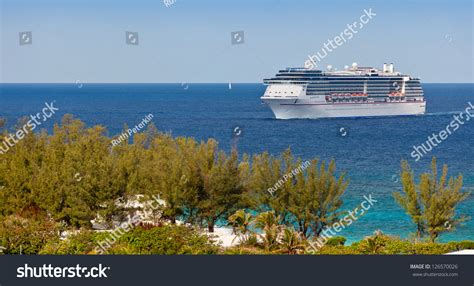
1,83 -> 473,243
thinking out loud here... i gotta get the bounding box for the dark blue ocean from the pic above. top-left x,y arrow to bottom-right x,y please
1,83 -> 473,243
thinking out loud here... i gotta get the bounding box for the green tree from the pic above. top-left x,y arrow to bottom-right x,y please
279,227 -> 305,254
196,147 -> 244,232
149,134 -> 186,224
394,158 -> 470,242
175,139 -> 244,232
0,118 -> 46,216
246,149 -> 348,239
393,161 -> 423,238
254,211 -> 282,251
228,209 -> 254,244
32,115 -> 121,228
287,159 -> 348,238
360,231 -> 386,254
246,151 -> 289,224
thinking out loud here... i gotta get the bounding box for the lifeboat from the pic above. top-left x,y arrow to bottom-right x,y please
389,92 -> 404,97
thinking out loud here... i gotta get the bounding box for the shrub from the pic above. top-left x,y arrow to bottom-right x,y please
104,242 -> 136,254
237,233 -> 259,248
448,240 -> 474,251
0,213 -> 59,254
325,236 -> 347,246
40,230 -> 98,254
316,245 -> 361,255
356,233 -> 389,254
40,225 -> 220,255
409,242 -> 454,255
222,246 -> 270,255
382,239 -> 414,254
108,225 -> 219,254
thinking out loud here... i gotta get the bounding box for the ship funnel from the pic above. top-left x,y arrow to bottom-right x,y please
388,63 -> 394,73
383,63 -> 388,72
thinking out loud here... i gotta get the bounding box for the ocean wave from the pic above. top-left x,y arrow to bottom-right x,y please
423,111 -> 463,116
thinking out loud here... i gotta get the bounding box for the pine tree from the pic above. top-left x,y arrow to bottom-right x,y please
196,148 -> 244,232
393,161 -> 423,239
247,149 -> 348,239
394,158 -> 470,242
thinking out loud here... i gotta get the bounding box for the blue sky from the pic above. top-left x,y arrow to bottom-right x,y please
1,0 -> 472,83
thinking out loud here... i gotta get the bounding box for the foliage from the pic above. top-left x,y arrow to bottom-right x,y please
221,246 -> 269,255
311,236 -> 474,255
325,236 -> 347,246
393,161 -> 423,238
228,209 -> 255,245
393,158 -> 470,242
0,115 -> 471,255
254,211 -> 282,251
348,231 -> 473,255
315,245 -> 361,255
191,148 -> 245,232
37,225 -> 220,255
0,208 -> 59,254
448,240 -> 474,251
245,150 -> 348,239
0,115 -> 126,227
356,231 -> 390,254
109,225 -> 219,254
40,230 -> 98,254
278,227 -> 306,254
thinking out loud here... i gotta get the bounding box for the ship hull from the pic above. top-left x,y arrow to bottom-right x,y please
262,99 -> 426,119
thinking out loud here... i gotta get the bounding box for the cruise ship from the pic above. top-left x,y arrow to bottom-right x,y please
261,63 -> 426,119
